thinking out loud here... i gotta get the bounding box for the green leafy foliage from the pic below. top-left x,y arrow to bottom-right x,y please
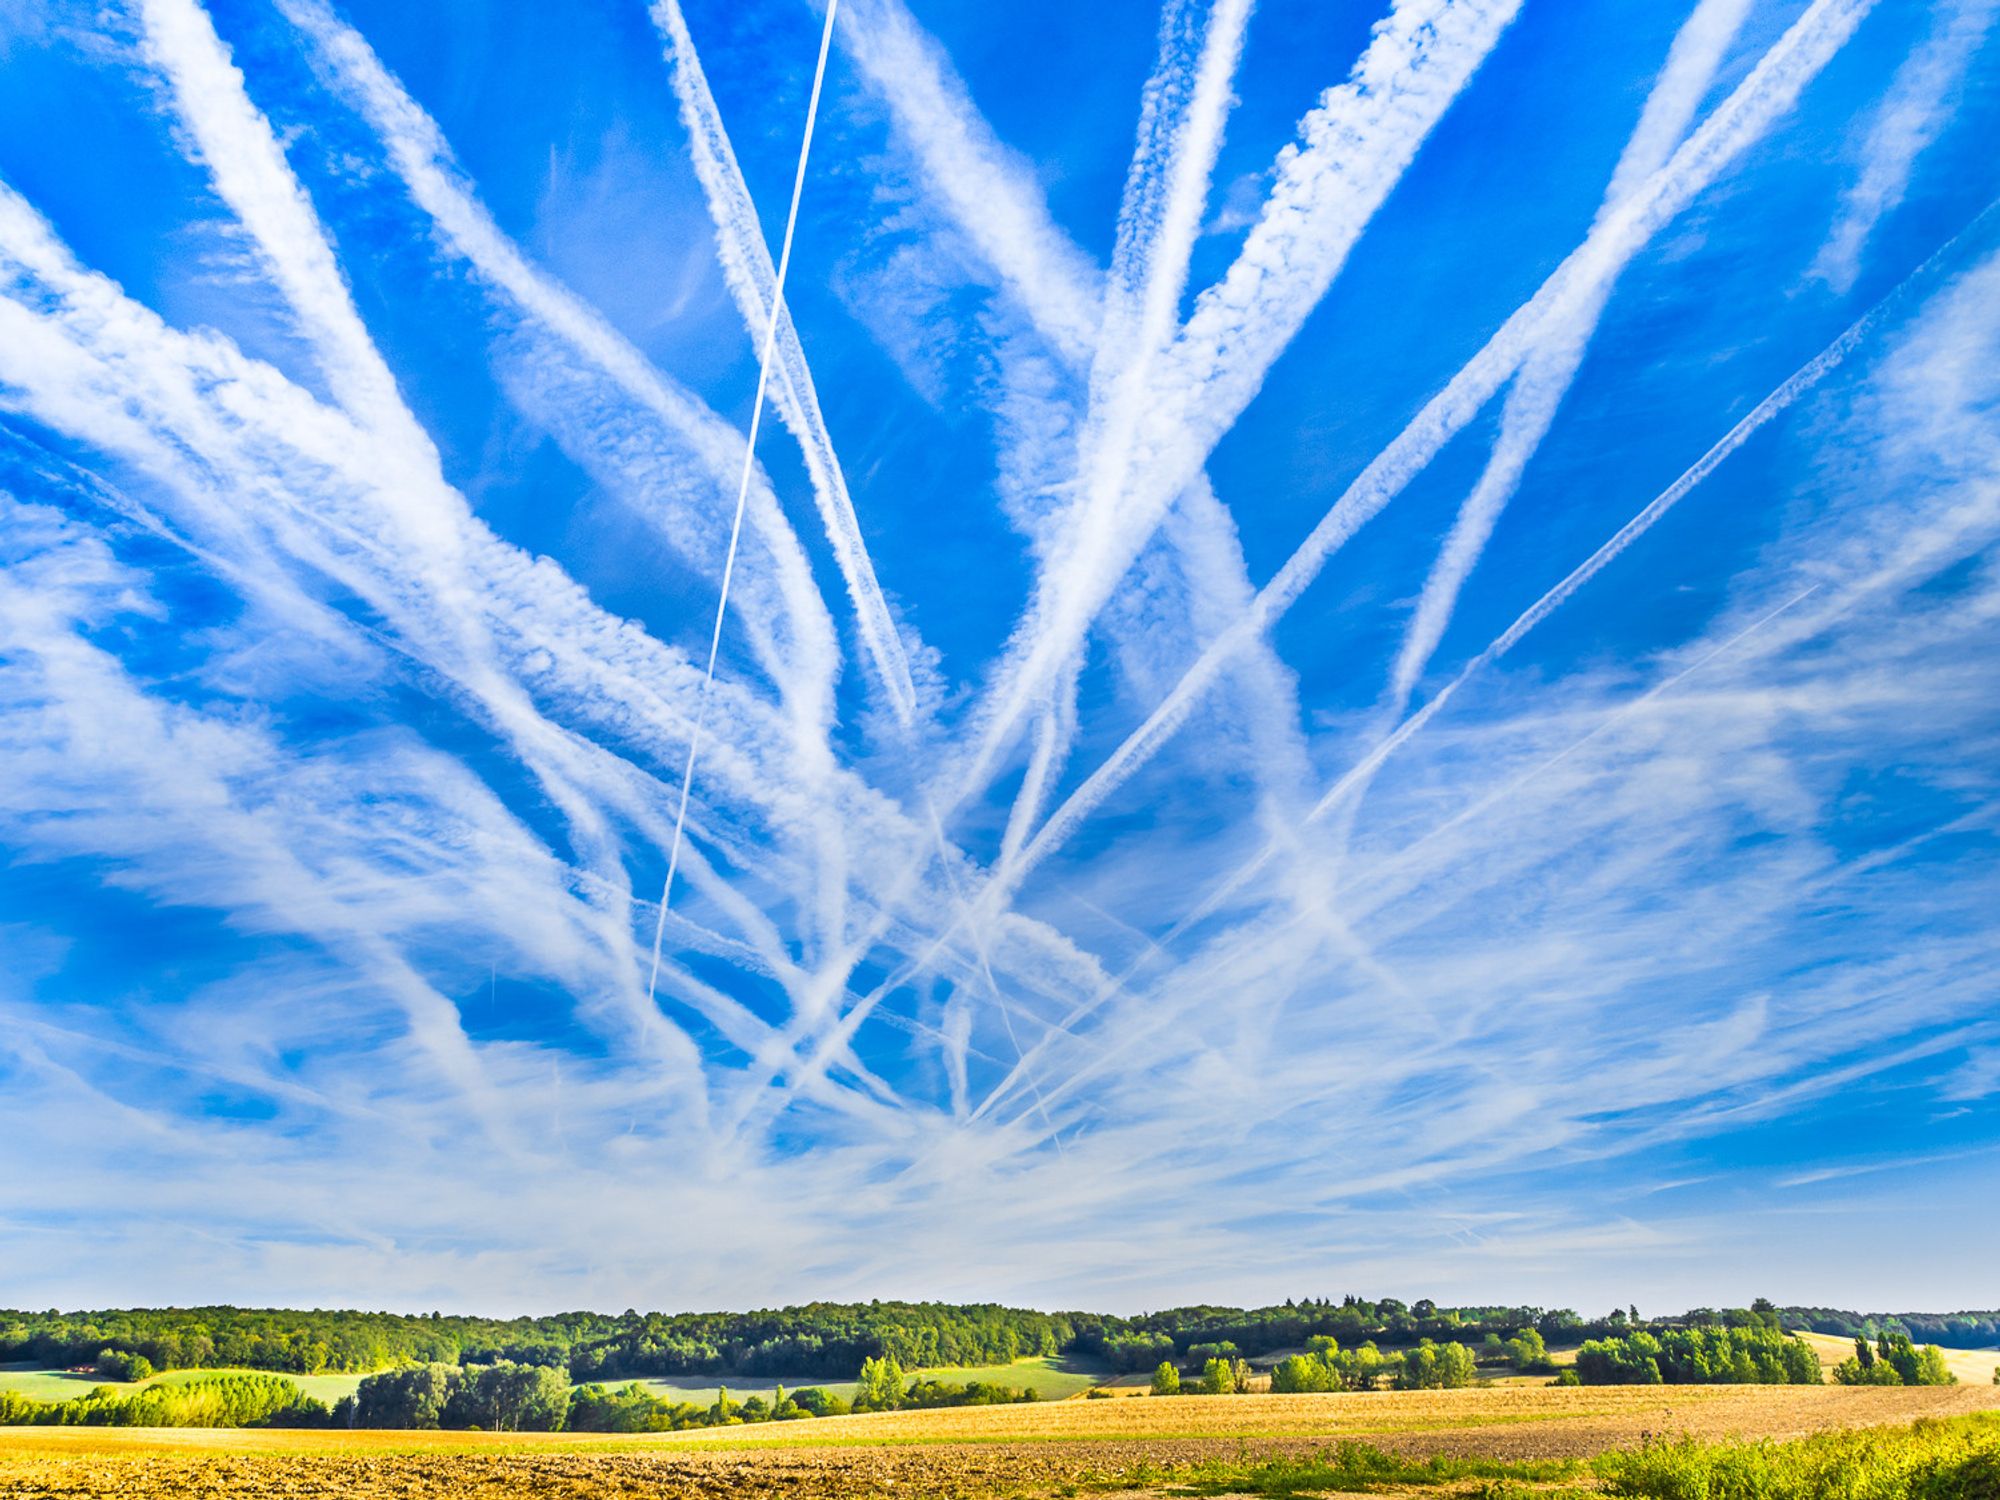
1832,1333 -> 1957,1387
1574,1325 -> 1822,1385
1596,1415 -> 2000,1498
1198,1356 -> 1248,1394
0,1301 -> 1070,1383
0,1372 -> 326,1428
344,1360 -> 569,1431
92,1349 -> 152,1382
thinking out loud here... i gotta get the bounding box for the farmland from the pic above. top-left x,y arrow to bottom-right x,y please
0,1363 -> 367,1406
4,1384 -> 1999,1497
627,1354 -> 1100,1407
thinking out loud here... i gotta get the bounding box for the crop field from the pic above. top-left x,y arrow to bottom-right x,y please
4,1383 -> 1999,1497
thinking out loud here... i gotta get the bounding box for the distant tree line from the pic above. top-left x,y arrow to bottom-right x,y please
1784,1307 -> 2000,1349
1074,1296 -> 1615,1373
6,1295 -> 1986,1391
0,1301 -> 1069,1383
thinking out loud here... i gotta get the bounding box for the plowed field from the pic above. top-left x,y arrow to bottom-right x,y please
4,1383 -> 1997,1497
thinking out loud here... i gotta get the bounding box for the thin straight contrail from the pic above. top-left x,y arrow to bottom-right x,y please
647,1 -> 841,1010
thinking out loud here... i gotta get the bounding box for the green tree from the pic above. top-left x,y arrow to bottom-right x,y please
443,1363 -> 571,1432
1435,1341 -> 1477,1389
1270,1353 -> 1331,1394
1150,1361 -> 1180,1396
353,1364 -> 457,1428
1505,1328 -> 1549,1372
95,1349 -> 154,1382
853,1355 -> 905,1412
1199,1357 -> 1235,1395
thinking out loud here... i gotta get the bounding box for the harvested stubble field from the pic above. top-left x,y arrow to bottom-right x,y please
3,1384 -> 1997,1498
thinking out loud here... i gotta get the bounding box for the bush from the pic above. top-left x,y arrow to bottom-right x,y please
1833,1334 -> 1955,1388
1150,1361 -> 1180,1396
1392,1340 -> 1477,1390
1199,1356 -> 1247,1394
95,1349 -> 154,1382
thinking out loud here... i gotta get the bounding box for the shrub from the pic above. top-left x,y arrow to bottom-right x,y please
94,1349 -> 154,1382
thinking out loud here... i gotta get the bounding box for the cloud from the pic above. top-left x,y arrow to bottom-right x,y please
0,0 -> 1994,1312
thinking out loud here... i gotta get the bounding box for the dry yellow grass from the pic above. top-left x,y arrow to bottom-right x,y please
1793,1328 -> 2000,1386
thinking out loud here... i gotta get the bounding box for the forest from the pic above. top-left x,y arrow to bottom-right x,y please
2,1296 -> 1988,1386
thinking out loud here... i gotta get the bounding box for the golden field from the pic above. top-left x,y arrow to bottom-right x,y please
4,1383 -> 1999,1497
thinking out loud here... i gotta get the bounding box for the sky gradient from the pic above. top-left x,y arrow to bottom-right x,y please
1,0 -> 1997,1316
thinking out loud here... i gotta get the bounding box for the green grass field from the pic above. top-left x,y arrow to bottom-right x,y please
0,1363 -> 367,1404
0,1363 -> 138,1400
628,1355 -> 1103,1407
4,1354 -> 1099,1412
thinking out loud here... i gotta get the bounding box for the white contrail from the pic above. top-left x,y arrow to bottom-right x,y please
644,0 -> 843,1010
752,0 -> 1496,1109
277,0 -> 872,977
1000,0 -> 1883,906
973,213 -> 1980,1128
957,0 -> 1894,1123
742,0 -> 1270,1109
1384,0 -> 1756,719
1810,0 -> 1998,294
650,0 -> 922,727
278,0 -> 840,706
123,0 -> 698,1055
952,0 -> 1526,818
994,0 -> 1254,844
0,168 -> 1097,1124
835,0 -> 1105,361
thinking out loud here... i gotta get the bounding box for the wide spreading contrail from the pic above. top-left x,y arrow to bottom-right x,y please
1384,0 -> 1756,720
754,0 -> 1492,1112
972,207 -> 1988,1130
948,0 -> 1526,823
999,0 -> 1882,910
645,1 -> 843,1011
651,0 -> 922,729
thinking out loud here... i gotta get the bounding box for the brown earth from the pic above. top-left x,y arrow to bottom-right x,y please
3,1384 -> 1997,1498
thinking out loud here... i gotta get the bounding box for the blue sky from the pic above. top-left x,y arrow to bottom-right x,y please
1,0 -> 1997,1317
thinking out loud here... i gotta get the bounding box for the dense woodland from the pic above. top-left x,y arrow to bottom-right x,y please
0,1302 -> 1067,1380
2,1296 -> 1988,1393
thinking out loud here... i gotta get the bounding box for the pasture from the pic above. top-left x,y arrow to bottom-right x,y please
4,1383 -> 1999,1497
590,1354 -> 1104,1407
0,1362 -> 367,1405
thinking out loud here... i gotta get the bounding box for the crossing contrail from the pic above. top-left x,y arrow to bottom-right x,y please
645,1 -> 843,1012
998,0 -> 1883,911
